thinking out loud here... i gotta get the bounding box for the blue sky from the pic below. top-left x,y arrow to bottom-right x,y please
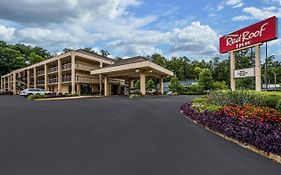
0,0 -> 280,61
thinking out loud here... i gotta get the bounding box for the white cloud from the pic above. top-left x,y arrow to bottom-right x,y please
218,0 -> 244,10
232,6 -> 281,21
169,22 -> 218,55
0,0 -> 220,58
0,25 -> 15,42
232,15 -> 251,21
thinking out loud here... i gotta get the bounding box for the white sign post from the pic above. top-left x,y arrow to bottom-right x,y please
234,68 -> 255,78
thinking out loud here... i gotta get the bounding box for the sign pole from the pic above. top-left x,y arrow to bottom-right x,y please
265,42 -> 268,91
255,45 -> 262,91
230,51 -> 236,91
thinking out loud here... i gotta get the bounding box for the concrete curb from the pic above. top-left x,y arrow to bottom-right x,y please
180,111 -> 281,164
34,96 -> 103,101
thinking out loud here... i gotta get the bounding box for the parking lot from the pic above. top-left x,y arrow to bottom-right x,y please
0,95 -> 280,175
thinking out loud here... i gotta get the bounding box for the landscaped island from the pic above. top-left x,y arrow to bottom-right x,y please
181,90 -> 281,162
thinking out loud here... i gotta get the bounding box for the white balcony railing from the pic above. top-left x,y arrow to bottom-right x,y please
48,78 -> 58,84
37,80 -> 45,85
37,70 -> 44,76
48,67 -> 58,73
62,63 -> 71,70
62,76 -> 71,82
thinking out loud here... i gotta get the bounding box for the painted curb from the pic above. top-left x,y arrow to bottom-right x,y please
34,96 -> 103,101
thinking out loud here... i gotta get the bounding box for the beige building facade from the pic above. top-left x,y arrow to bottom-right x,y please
1,50 -> 173,96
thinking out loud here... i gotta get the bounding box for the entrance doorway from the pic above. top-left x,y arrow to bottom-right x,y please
111,85 -> 118,95
80,84 -> 92,95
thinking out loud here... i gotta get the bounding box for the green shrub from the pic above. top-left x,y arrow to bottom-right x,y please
276,99 -> 281,112
27,94 -> 45,101
211,81 -> 228,90
208,90 -> 281,111
181,92 -> 207,95
188,83 -> 203,93
192,97 -> 208,103
192,97 -> 223,113
169,77 -> 184,93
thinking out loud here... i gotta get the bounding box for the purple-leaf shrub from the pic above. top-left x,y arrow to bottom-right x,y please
180,103 -> 281,156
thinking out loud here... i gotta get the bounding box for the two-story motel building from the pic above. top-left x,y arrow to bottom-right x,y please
0,50 -> 173,96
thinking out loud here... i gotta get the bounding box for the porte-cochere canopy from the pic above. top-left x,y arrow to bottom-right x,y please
90,57 -> 174,95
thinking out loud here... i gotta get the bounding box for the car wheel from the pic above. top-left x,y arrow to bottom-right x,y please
36,93 -> 40,96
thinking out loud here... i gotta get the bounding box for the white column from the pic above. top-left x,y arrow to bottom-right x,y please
130,80 -> 134,89
71,53 -> 76,94
3,77 -> 6,91
104,76 -> 109,96
13,72 -> 16,95
1,77 -> 3,91
7,75 -> 10,91
27,69 -> 30,88
77,83 -> 81,95
230,51 -> 236,91
160,77 -> 164,95
140,73 -> 146,95
255,45 -> 261,91
34,68 -> 37,88
44,64 -> 48,91
58,59 -> 62,93
99,61 -> 103,95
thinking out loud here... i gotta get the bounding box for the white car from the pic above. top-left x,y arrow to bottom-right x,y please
20,88 -> 52,97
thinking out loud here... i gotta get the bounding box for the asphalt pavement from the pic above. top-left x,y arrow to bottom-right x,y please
0,95 -> 280,175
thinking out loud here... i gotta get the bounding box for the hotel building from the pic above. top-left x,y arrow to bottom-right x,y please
0,50 -> 173,96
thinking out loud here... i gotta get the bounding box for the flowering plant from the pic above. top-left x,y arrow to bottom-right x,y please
181,102 -> 281,156
224,104 -> 281,124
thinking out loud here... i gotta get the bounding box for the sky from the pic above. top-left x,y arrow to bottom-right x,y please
0,0 -> 280,60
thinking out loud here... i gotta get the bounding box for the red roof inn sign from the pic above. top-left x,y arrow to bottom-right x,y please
219,16 -> 278,91
219,16 -> 278,54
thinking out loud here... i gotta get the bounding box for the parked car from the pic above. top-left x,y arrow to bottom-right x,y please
146,89 -> 156,94
20,88 -> 52,97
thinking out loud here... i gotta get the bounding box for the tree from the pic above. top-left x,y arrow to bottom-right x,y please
63,48 -> 72,53
169,77 -> 184,93
28,52 -> 44,65
146,79 -> 156,90
198,68 -> 213,90
0,47 -> 25,76
193,67 -> 202,79
148,53 -> 167,67
100,49 -> 110,57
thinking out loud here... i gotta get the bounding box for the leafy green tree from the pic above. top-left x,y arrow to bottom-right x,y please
0,47 -> 25,75
100,49 -> 110,57
148,53 -> 167,67
212,59 -> 230,85
198,68 -> 213,90
169,77 -> 184,93
193,67 -> 202,79
146,79 -> 156,90
28,52 -> 44,65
